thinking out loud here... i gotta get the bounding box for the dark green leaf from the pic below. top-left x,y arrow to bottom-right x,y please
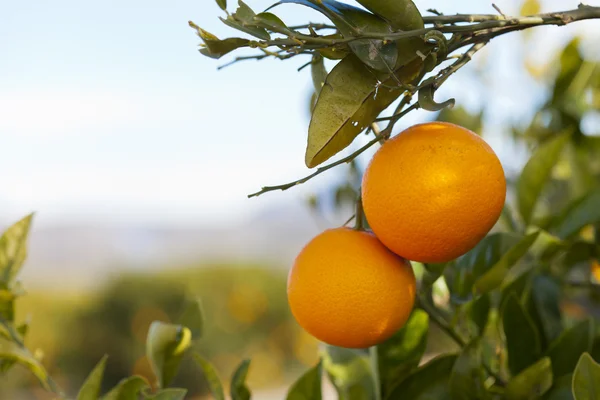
529,275 -> 563,349
547,320 -> 594,378
449,340 -> 486,400
354,0 -> 423,30
193,353 -> 225,400
146,322 -> 192,388
323,345 -> 375,399
544,373 -> 573,400
77,355 -> 108,400
0,289 -> 15,322
503,293 -> 541,375
306,54 -> 424,167
385,354 -> 457,400
286,360 -> 322,400
572,353 -> 600,400
419,80 -> 455,111
505,357 -> 553,400
216,0 -> 227,11
189,23 -> 250,59
231,359 -> 251,400
552,188 -> 600,240
378,310 -> 429,396
254,12 -> 289,32
469,293 -> 490,336
517,133 -> 570,225
474,231 -> 540,294
0,214 -> 33,285
144,389 -> 187,400
102,376 -> 149,400
0,335 -> 53,391
178,298 -> 204,339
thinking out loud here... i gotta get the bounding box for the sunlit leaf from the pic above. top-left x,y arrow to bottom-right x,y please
505,357 -> 552,400
311,53 -> 328,95
254,12 -> 289,32
473,231 -> 539,294
552,188 -> 600,239
449,340 -> 486,400
503,293 -> 541,375
572,353 -> 600,400
178,298 -> 204,339
355,0 -> 423,30
219,2 -> 271,41
0,335 -> 54,391
517,133 -> 570,225
306,54 -> 424,167
144,389 -> 187,400
0,214 -> 33,286
102,376 -> 149,400
384,354 -> 457,400
77,355 -> 108,400
193,354 -> 225,400
146,322 -> 192,388
286,360 -> 322,400
378,309 -> 428,396
189,23 -> 250,59
546,319 -> 594,378
231,359 -> 251,400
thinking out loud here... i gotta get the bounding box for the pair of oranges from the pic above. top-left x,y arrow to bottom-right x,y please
287,122 -> 507,349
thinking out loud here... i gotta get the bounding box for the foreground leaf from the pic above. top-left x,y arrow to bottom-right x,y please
385,354 -> 457,400
189,23 -> 249,59
503,293 -> 541,375
286,360 -> 322,400
552,188 -> 600,240
77,355 -> 108,400
323,345 -> 375,399
378,309 -> 429,396
0,335 -> 53,391
547,319 -> 594,378
449,340 -> 485,400
193,354 -> 225,400
545,373 -> 574,400
231,359 -> 251,400
146,322 -> 192,388
505,357 -> 553,400
144,389 -> 187,400
306,54 -> 424,167
572,353 -> 600,400
355,0 -> 423,30
0,214 -> 33,285
102,376 -> 149,400
517,133 -> 570,225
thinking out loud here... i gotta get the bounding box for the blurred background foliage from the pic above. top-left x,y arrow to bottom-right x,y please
2,12 -> 600,400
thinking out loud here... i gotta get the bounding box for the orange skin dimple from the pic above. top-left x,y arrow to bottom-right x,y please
362,122 -> 506,263
287,228 -> 416,349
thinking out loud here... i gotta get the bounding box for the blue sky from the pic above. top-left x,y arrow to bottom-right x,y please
1,0 -> 598,227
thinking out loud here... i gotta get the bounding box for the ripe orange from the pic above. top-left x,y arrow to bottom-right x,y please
287,227 -> 416,349
591,259 -> 600,283
362,122 -> 506,263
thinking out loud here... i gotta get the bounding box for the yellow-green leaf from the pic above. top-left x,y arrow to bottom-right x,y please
0,214 -> 33,285
505,357 -> 553,400
101,376 -> 149,400
77,355 -> 108,400
193,354 -> 225,400
355,0 -> 423,30
286,360 -> 323,400
572,353 -> 600,400
146,322 -> 192,388
520,0 -> 541,16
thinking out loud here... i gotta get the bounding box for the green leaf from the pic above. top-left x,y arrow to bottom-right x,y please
323,345 -> 375,399
311,53 -> 328,95
216,0 -> 227,11
144,389 -> 187,400
77,355 -> 108,400
437,106 -> 483,135
146,322 -> 192,388
529,275 -> 563,349
189,23 -> 250,59
517,133 -> 570,225
231,359 -> 251,400
449,340 -> 486,400
468,293 -> 490,336
0,335 -> 53,391
545,373 -> 574,400
572,353 -> 600,400
505,357 -> 553,400
385,355 -> 457,400
552,188 -> 600,240
553,38 -> 582,104
178,298 -> 204,339
502,293 -> 541,375
418,80 -> 455,112
102,376 -> 149,400
0,214 -> 33,285
286,360 -> 323,400
354,0 -> 423,30
473,231 -> 540,294
306,54 -> 424,167
193,353 -> 225,400
378,309 -> 429,396
253,12 -> 289,32
547,320 -> 594,378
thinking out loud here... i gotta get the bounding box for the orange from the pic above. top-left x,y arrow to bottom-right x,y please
591,259 -> 600,283
362,122 -> 506,263
287,227 -> 416,349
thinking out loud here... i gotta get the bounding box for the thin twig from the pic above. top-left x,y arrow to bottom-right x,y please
492,4 -> 506,18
